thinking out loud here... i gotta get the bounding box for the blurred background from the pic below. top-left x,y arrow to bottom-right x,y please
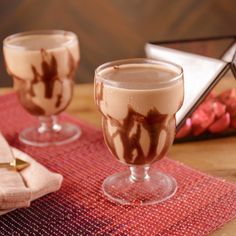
0,0 -> 236,87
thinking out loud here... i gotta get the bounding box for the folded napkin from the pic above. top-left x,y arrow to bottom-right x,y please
0,147 -> 63,215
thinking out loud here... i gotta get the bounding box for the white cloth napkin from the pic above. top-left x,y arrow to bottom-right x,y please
0,148 -> 63,215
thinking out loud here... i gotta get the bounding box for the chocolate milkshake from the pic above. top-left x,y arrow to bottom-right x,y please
95,62 -> 184,165
3,31 -> 79,116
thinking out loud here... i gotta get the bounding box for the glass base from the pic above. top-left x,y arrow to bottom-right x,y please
19,123 -> 81,147
102,169 -> 177,205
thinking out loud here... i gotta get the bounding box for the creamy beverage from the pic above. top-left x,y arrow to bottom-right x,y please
3,32 -> 79,116
95,63 -> 184,165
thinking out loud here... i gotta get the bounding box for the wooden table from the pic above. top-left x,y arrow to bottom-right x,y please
1,84 -> 236,236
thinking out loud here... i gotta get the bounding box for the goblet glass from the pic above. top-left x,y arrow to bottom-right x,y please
95,58 -> 184,205
3,30 -> 81,146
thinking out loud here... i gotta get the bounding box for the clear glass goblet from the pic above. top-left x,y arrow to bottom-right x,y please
95,58 -> 184,205
3,30 -> 81,146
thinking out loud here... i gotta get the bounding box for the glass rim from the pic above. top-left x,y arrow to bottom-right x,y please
3,30 -> 78,51
95,58 -> 184,88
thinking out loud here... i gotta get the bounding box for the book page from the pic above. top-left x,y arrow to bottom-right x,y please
222,42 -> 236,62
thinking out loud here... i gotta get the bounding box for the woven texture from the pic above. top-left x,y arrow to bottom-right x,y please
0,93 -> 236,236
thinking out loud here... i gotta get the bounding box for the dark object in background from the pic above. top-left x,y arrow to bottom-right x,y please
146,36 -> 236,142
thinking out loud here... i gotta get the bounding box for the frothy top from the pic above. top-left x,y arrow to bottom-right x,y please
96,63 -> 182,89
4,33 -> 76,51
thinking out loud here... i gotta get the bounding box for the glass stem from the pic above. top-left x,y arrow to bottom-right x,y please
129,165 -> 150,182
38,116 -> 61,133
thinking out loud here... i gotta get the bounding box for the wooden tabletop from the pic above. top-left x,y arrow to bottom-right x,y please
1,84 -> 236,236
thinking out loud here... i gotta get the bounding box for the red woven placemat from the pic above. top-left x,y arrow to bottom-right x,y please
0,93 -> 236,236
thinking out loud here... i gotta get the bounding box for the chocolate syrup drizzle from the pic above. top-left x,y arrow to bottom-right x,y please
8,49 -> 77,116
95,82 -> 104,107
30,49 -> 58,100
103,107 -> 174,165
96,82 -> 175,165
